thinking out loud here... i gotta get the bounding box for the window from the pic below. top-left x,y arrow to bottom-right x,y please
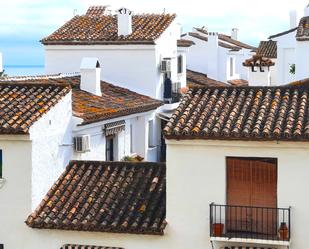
130,124 -> 133,154
106,136 -> 115,161
177,55 -> 183,74
229,57 -> 234,77
148,120 -> 155,148
0,150 -> 2,178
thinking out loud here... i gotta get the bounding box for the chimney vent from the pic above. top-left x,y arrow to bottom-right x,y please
117,7 -> 133,36
80,58 -> 102,96
289,10 -> 297,28
231,28 -> 238,40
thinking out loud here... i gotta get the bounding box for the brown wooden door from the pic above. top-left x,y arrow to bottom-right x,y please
226,157 -> 277,236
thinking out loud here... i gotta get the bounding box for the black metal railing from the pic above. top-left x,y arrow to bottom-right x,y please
210,203 -> 291,241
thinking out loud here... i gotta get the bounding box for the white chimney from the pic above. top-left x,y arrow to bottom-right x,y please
231,28 -> 238,40
117,7 -> 132,36
304,4 -> 309,17
289,10 -> 297,28
207,32 -> 219,80
80,58 -> 102,96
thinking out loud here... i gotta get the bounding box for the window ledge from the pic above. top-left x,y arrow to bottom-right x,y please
0,178 -> 6,189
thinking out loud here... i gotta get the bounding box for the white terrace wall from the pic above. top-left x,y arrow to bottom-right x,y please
0,136 -> 33,249
29,92 -> 73,209
166,139 -> 309,249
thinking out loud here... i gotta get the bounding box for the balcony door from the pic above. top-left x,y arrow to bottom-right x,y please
226,157 -> 277,236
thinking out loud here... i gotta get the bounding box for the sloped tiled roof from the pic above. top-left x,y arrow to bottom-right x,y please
243,55 -> 275,67
2,74 -> 162,125
227,79 -> 248,87
26,161 -> 166,235
177,39 -> 195,47
296,16 -> 309,41
42,7 -> 176,45
85,6 -> 107,16
164,86 -> 309,141
194,27 -> 256,50
187,32 -> 242,50
268,27 -> 297,39
186,69 -> 227,88
61,244 -> 123,249
256,40 -> 277,58
0,83 -> 70,134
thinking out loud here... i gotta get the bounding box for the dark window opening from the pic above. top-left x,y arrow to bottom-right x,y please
177,55 -> 183,74
106,136 -> 114,161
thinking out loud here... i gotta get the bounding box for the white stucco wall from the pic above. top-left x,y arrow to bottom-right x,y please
272,30 -> 296,84
166,139 -> 309,249
29,92 -> 73,209
295,40 -> 309,80
0,136 -> 33,249
247,67 -> 271,86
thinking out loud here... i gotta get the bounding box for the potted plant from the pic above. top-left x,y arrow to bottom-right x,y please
212,223 -> 224,237
279,222 -> 289,240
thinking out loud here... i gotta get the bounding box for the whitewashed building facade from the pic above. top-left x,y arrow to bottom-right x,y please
182,27 -> 256,84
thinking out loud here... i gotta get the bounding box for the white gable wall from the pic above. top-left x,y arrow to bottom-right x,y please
295,40 -> 309,80
29,92 -> 73,209
272,30 -> 296,84
166,139 -> 309,249
45,45 -> 158,98
44,21 -> 180,101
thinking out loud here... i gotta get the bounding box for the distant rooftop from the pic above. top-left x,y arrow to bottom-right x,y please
41,6 -> 176,45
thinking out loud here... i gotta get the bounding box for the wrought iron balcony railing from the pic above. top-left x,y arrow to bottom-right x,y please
210,203 -> 291,242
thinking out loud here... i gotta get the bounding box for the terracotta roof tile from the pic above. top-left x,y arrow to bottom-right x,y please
256,41 -> 277,58
227,79 -> 248,86
85,6 -> 107,16
0,83 -> 70,134
177,39 -> 195,47
194,28 -> 256,50
164,86 -> 309,141
2,75 -> 162,125
296,16 -> 309,41
186,69 -> 228,88
26,161 -> 166,235
243,55 -> 275,67
42,7 -> 176,45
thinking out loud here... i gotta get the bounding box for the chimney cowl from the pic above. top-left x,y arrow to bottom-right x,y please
117,7 -> 133,36
80,58 -> 102,96
289,10 -> 297,28
231,28 -> 238,40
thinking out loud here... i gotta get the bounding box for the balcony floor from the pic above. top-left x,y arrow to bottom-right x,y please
210,235 -> 290,247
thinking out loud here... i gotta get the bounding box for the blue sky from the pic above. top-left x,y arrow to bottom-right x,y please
0,0 -> 308,66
